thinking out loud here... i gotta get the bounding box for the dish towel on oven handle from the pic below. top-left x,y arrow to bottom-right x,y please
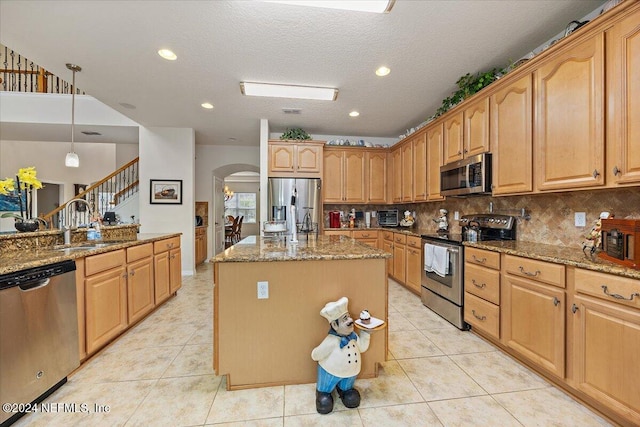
432,245 -> 449,277
424,243 -> 435,272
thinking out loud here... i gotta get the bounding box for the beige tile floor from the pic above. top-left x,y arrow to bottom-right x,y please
14,262 -> 614,427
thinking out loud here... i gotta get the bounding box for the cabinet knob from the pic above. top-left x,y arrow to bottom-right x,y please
457,150 -> 462,155
612,166 -> 620,176
122,273 -> 128,279
553,296 -> 560,306
571,304 -> 579,314
592,169 -> 600,178
130,270 -> 135,276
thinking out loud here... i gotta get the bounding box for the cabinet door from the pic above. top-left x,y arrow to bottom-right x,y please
391,147 -> 402,203
323,149 -> 344,202
606,11 -> 640,185
405,246 -> 422,294
154,252 -> 171,304
269,143 -> 296,174
296,144 -> 322,175
412,133 -> 427,201
344,150 -> 366,203
169,248 -> 182,294
491,74 -> 533,195
195,230 -> 207,265
502,274 -> 565,378
127,256 -> 155,324
401,141 -> 413,202
367,151 -> 387,203
535,34 -> 605,191
85,266 -> 127,355
426,123 -> 445,201
464,97 -> 490,157
571,295 -> 640,425
393,243 -> 406,283
443,111 -> 464,164
382,239 -> 394,277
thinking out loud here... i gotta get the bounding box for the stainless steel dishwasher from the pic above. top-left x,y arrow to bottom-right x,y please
0,260 -> 79,426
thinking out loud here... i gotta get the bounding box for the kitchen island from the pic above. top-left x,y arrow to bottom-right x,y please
213,235 -> 390,390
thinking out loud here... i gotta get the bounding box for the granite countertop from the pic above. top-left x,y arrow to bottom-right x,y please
0,233 -> 181,276
465,240 -> 640,280
326,226 -> 432,238
213,235 -> 391,263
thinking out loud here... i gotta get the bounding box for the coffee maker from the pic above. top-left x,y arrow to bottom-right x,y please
329,211 -> 341,228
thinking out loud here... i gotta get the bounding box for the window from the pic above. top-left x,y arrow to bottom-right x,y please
224,192 -> 256,223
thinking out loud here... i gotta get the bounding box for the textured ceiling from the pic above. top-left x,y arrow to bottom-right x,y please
0,0 -> 605,146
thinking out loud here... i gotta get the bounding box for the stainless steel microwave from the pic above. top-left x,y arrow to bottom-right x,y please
440,153 -> 492,196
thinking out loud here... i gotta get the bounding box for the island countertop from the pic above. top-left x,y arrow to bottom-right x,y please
213,235 -> 391,263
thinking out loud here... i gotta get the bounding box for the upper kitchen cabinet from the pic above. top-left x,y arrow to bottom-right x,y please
534,33 -> 605,191
323,147 -> 365,203
443,111 -> 464,164
412,131 -> 427,201
390,144 -> 402,203
490,74 -> 533,195
401,139 -> 414,202
268,140 -> 324,178
606,8 -> 640,186
426,122 -> 445,201
366,150 -> 387,204
464,97 -> 490,158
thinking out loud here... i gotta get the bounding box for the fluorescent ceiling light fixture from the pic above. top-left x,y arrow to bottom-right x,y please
240,82 -> 338,101
266,0 -> 395,13
201,102 -> 214,109
376,66 -> 391,76
158,49 -> 177,60
349,111 -> 360,117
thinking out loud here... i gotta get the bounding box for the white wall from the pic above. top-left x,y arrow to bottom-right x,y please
116,144 -> 139,168
139,126 -> 195,275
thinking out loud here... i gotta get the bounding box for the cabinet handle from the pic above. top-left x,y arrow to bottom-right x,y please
472,255 -> 486,264
553,296 -> 560,306
519,266 -> 540,277
601,285 -> 640,301
472,279 -> 486,289
612,166 -> 620,176
571,304 -> 579,314
471,310 -> 486,321
592,169 -> 600,178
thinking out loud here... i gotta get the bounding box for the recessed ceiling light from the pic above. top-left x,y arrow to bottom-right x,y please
376,66 -> 391,77
349,111 -> 360,117
119,102 -> 136,109
201,102 -> 214,109
266,0 -> 395,13
228,137 -> 237,142
158,49 -> 177,61
240,82 -> 338,101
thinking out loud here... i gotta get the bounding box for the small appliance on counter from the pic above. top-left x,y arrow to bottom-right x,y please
600,218 -> 639,269
329,211 -> 341,229
377,209 -> 399,227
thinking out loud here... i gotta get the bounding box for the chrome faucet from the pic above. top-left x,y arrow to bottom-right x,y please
63,199 -> 94,245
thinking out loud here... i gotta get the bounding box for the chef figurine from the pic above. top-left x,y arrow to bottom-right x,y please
433,208 -> 449,232
312,297 -> 370,414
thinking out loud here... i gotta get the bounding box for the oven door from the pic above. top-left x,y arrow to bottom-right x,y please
421,239 -> 463,305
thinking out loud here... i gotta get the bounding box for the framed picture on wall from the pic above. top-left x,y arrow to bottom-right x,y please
150,179 -> 182,205
74,184 -> 88,212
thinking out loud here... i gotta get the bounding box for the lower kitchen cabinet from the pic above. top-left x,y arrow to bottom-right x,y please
405,235 -> 422,294
154,236 -> 182,301
352,229 -> 378,248
392,233 -> 406,284
382,231 -> 394,275
464,247 -> 501,339
126,243 -> 155,325
195,226 -> 207,265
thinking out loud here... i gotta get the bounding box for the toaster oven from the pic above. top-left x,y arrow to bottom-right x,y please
377,210 -> 399,227
600,218 -> 640,269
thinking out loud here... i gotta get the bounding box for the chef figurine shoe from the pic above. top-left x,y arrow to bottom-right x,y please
336,386 -> 361,408
316,390 -> 334,414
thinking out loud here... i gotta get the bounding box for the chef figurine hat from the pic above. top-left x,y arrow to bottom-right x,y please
320,297 -> 350,323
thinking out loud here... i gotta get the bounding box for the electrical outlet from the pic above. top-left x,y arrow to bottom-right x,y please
575,212 -> 586,227
257,281 -> 269,299
454,211 -> 460,220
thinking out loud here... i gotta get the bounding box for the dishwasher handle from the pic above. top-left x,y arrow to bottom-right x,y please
19,278 -> 50,292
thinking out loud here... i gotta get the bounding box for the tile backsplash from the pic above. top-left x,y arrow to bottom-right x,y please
325,187 -> 640,248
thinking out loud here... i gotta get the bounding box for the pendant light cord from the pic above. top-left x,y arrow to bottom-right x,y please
71,67 -> 76,151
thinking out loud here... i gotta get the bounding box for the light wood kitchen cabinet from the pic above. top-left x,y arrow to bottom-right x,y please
154,236 -> 182,303
322,147 -> 365,203
443,111 -> 464,164
464,247 -> 501,339
169,248 -> 182,294
268,140 -> 324,178
534,33 -> 605,191
405,235 -> 422,294
392,233 -> 406,284
501,255 -> 566,378
366,150 -> 387,203
391,145 -> 402,203
323,229 -> 352,237
570,268 -> 640,426
382,231 -> 394,275
412,132 -> 427,201
463,97 -> 490,158
606,9 -> 640,186
125,243 -> 154,325
84,250 -> 128,355
401,140 -> 413,202
153,251 -> 171,305
490,74 -> 533,195
352,229 -> 379,248
195,226 -> 207,265
426,123 -> 445,201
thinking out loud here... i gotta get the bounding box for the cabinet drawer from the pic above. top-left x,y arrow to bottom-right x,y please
153,236 -> 181,254
393,233 -> 407,244
465,263 -> 500,304
353,230 -> 377,239
324,230 -> 352,237
464,292 -> 499,340
504,255 -> 565,288
465,247 -> 500,270
382,231 -> 393,241
406,235 -> 421,249
85,249 -> 126,276
127,243 -> 152,263
575,268 -> 640,310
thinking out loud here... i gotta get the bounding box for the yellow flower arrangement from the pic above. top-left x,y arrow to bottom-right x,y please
0,166 -> 43,221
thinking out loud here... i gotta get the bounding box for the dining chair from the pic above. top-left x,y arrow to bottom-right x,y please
225,216 -> 239,248
226,215 -> 235,224
233,216 -> 244,243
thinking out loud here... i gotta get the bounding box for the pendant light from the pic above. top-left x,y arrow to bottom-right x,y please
65,63 -> 81,167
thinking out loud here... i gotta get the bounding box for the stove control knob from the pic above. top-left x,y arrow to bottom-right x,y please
489,218 -> 495,223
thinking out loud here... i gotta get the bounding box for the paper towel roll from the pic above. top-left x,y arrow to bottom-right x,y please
365,211 -> 371,227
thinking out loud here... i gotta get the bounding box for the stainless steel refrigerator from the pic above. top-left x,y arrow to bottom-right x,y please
267,178 -> 321,236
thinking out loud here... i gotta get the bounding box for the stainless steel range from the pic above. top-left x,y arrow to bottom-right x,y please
421,214 -> 516,330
